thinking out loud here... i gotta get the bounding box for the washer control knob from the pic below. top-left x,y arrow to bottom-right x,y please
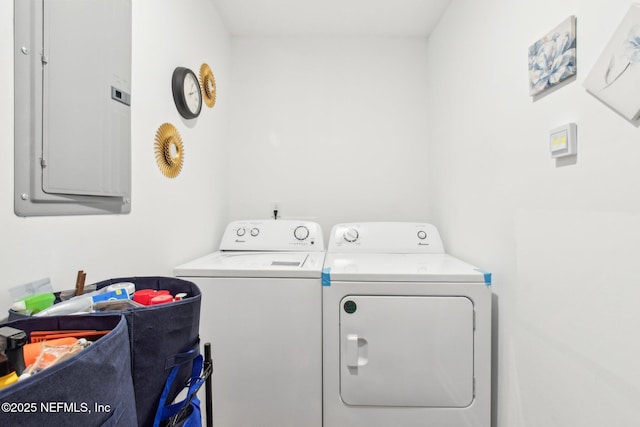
343,227 -> 359,243
417,230 -> 427,240
250,227 -> 260,237
236,227 -> 246,237
294,225 -> 310,241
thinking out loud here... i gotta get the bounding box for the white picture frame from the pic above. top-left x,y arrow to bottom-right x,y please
529,16 -> 577,96
584,4 -> 640,121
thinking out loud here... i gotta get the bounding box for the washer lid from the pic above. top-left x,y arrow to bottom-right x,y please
323,253 -> 487,283
174,251 -> 326,278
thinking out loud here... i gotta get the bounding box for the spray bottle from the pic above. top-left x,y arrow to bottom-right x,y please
10,292 -> 56,315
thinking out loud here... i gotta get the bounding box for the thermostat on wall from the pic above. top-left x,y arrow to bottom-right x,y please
549,123 -> 577,158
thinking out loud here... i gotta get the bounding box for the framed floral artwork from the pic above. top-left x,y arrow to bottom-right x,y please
584,5 -> 640,121
528,16 -> 577,96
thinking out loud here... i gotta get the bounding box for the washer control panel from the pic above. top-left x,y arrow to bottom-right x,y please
220,220 -> 324,251
329,222 -> 444,253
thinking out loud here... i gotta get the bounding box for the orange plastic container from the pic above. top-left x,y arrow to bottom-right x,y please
23,337 -> 78,367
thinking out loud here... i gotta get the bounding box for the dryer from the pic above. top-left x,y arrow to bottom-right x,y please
174,220 -> 324,427
322,222 -> 491,427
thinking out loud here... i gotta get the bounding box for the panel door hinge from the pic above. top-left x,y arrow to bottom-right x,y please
473,377 -> 476,397
41,50 -> 48,66
40,157 -> 47,168
473,310 -> 476,331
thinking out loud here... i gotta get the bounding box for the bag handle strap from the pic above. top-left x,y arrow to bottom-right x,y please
153,350 -> 204,427
164,341 -> 200,370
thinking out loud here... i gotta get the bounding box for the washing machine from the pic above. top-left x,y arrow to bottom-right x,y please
322,222 -> 491,427
174,220 -> 324,427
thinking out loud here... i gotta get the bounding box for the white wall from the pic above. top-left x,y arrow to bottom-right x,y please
426,0 -> 640,425
0,0 -> 231,310
226,37 -> 431,237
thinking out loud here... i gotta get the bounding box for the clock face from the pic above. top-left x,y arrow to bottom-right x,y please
172,67 -> 202,119
183,73 -> 201,114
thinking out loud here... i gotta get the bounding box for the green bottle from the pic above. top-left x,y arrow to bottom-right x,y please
11,292 -> 55,315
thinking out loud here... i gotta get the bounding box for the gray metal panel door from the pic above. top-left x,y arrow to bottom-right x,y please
340,296 -> 474,407
42,0 -> 131,197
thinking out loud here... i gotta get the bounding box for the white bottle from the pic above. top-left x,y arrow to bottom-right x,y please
34,296 -> 93,316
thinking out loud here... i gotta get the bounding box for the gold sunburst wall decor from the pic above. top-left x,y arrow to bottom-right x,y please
154,123 -> 184,178
199,63 -> 216,108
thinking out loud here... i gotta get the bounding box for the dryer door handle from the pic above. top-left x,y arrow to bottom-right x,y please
346,334 -> 359,367
346,334 -> 369,368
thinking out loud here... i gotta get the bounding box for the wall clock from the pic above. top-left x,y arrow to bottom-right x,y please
154,123 -> 184,178
200,63 -> 217,108
172,67 -> 202,119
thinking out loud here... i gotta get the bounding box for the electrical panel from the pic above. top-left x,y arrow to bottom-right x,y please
14,0 -> 132,216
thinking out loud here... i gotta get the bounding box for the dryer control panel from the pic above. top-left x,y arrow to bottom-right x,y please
220,220 -> 324,251
328,222 -> 444,253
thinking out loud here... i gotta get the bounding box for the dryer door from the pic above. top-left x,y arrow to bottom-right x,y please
339,295 -> 474,407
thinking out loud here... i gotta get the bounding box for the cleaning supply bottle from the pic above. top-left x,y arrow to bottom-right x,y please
0,354 -> 18,389
34,295 -> 93,316
10,292 -> 56,315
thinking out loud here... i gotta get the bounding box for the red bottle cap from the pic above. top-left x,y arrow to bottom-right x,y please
133,290 -> 170,305
149,295 -> 173,305
133,290 -> 156,305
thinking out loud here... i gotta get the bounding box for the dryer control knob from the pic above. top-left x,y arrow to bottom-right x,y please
236,227 -> 246,237
294,225 -> 310,241
343,227 -> 359,243
250,228 -> 260,237
417,230 -> 427,240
